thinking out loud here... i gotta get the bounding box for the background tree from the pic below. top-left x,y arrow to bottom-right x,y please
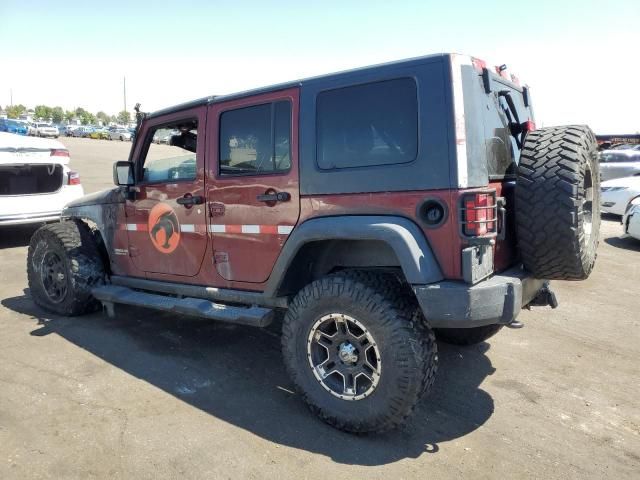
34,105 -> 53,121
80,111 -> 96,125
64,110 -> 75,123
96,111 -> 111,126
116,110 -> 131,125
6,104 -> 26,119
51,106 -> 64,124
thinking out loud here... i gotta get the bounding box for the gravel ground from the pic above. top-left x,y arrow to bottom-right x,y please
0,137 -> 638,479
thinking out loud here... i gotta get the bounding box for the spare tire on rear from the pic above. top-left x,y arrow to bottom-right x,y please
515,125 -> 599,280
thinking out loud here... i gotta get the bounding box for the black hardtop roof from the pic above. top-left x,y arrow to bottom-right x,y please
146,52 -> 451,119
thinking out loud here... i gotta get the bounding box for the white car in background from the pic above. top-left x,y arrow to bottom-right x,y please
108,128 -> 132,141
27,123 -> 37,136
600,176 -> 640,215
0,132 -> 84,226
35,123 -> 60,138
622,196 -> 640,241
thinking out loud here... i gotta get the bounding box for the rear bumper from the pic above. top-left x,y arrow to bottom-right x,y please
413,267 -> 546,328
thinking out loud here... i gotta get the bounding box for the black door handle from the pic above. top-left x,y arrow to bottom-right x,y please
257,192 -> 290,203
177,194 -> 205,206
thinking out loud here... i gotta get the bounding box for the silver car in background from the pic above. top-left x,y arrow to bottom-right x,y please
108,128 -> 132,141
599,150 -> 640,181
35,123 -> 60,138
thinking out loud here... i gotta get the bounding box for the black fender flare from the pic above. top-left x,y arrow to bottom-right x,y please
264,215 -> 444,297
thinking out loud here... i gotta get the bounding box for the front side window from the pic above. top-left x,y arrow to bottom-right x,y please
140,119 -> 198,183
316,78 -> 418,170
219,100 -> 291,175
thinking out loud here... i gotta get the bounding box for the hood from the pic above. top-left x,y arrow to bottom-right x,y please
0,132 -> 69,165
601,176 -> 640,189
64,188 -> 124,209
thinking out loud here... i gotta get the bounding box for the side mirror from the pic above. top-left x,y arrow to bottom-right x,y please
113,161 -> 134,186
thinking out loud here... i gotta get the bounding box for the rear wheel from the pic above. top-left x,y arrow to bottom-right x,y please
282,271 -> 437,433
515,125 -> 600,279
435,324 -> 503,346
27,221 -> 105,316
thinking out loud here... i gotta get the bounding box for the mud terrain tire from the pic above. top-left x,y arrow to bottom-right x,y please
282,271 -> 438,433
515,125 -> 600,280
27,221 -> 105,316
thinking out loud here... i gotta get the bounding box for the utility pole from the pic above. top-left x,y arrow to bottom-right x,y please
10,88 -> 13,106
123,76 -> 127,115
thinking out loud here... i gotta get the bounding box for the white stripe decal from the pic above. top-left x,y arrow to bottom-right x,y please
126,224 -> 137,231
277,225 -> 294,235
180,224 -> 195,233
207,224 -> 294,235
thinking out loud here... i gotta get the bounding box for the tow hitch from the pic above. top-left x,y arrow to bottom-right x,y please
508,283 -> 558,329
526,282 -> 559,309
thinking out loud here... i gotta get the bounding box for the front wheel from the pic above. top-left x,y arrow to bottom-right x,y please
282,272 -> 438,433
27,221 -> 105,316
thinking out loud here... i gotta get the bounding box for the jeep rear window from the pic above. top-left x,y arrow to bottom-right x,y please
219,101 -> 291,176
316,78 -> 418,170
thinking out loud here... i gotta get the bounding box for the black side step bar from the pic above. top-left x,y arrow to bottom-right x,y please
92,285 -> 274,327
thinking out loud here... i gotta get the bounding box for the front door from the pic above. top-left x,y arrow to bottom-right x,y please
206,88 -> 300,283
125,107 -> 208,277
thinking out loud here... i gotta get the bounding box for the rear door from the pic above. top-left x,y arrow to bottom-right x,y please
125,107 -> 208,277
206,88 -> 300,283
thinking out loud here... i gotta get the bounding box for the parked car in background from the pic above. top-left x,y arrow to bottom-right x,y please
65,125 -> 81,136
27,123 -> 37,136
622,195 -> 640,241
71,126 -> 89,137
0,118 -> 29,135
601,176 -> 640,215
89,128 -> 110,140
35,123 -> 60,138
153,128 -> 178,144
610,144 -> 637,150
108,128 -> 132,141
599,150 -> 640,181
0,132 -> 84,226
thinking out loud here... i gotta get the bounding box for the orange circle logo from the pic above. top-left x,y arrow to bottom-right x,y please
148,203 -> 180,254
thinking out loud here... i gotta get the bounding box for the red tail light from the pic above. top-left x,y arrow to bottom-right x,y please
472,57 -> 487,73
462,192 -> 497,237
524,120 -> 536,132
67,171 -> 81,185
51,149 -> 70,157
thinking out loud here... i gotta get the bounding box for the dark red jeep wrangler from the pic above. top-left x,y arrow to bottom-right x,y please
27,53 -> 599,433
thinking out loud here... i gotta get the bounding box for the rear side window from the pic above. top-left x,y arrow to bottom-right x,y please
219,101 -> 291,176
316,78 -> 418,170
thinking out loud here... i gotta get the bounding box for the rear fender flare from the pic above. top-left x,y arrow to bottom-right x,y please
264,215 -> 443,297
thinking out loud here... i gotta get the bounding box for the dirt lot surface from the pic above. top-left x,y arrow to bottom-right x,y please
1,137 -> 639,479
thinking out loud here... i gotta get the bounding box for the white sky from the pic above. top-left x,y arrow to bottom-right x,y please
1,0 -> 639,133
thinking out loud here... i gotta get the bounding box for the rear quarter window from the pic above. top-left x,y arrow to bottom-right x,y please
316,78 -> 418,170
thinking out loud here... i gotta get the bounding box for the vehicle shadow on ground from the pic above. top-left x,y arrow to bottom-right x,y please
0,225 -> 38,249
604,235 -> 640,252
3,291 -> 497,466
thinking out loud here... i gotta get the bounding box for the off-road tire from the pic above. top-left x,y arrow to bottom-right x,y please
27,221 -> 105,316
435,324 -> 503,346
282,271 -> 438,433
515,125 -> 600,279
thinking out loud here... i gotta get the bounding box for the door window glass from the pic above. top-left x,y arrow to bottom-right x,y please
141,119 -> 198,183
219,100 -> 291,175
